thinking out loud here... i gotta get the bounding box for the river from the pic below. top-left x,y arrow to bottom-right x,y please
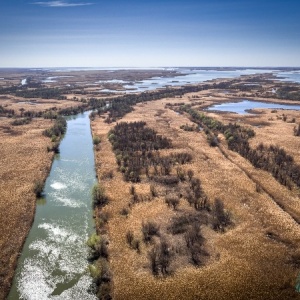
8,111 -> 97,300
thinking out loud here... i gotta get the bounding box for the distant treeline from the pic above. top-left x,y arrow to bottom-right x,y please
15,88 -> 67,100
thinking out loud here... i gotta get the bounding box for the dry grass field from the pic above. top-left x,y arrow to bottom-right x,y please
91,91 -> 300,299
0,118 -> 54,299
1,69 -> 300,299
0,95 -> 81,116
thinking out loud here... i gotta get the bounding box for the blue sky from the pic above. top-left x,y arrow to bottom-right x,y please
0,0 -> 299,67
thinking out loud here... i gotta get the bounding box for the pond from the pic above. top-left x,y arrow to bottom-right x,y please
206,100 -> 300,114
8,111 -> 97,300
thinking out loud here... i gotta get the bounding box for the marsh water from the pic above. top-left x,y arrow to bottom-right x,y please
101,68 -> 275,93
206,100 -> 300,114
8,111 -> 97,300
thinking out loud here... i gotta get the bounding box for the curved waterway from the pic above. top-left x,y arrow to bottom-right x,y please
8,111 -> 97,300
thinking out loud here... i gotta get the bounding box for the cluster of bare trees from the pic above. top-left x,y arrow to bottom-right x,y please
109,121 -> 177,182
181,106 -> 300,190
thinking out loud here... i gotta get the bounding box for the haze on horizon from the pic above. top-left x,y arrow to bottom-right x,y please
1,0 -> 300,68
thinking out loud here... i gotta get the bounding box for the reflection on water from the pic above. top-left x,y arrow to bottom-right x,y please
8,111 -> 97,300
206,100 -> 300,114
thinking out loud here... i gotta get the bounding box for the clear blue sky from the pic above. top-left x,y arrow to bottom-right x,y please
1,0 -> 299,67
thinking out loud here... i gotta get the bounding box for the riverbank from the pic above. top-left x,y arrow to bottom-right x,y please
91,90 -> 300,299
0,118 -> 55,299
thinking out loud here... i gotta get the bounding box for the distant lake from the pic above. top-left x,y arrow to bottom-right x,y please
206,100 -> 300,114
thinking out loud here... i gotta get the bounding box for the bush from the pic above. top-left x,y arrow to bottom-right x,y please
33,180 -> 44,198
165,195 -> 180,210
98,212 -> 109,229
187,169 -> 194,181
101,170 -> 114,180
43,116 -> 66,139
93,136 -> 101,145
148,239 -> 172,275
92,184 -> 109,208
212,199 -> 231,232
126,231 -> 134,247
87,234 -> 109,260
88,258 -> 112,299
150,184 -> 158,198
120,207 -> 130,216
142,221 -> 160,242
11,117 -> 32,126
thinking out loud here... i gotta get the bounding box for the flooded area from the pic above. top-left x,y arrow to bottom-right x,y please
8,111 -> 97,300
42,76 -> 74,83
101,68 -> 275,93
275,71 -> 300,83
206,99 -> 300,114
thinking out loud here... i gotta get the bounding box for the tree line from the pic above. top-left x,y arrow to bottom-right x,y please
179,105 -> 300,190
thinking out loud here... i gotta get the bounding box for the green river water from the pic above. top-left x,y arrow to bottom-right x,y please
8,111 -> 97,300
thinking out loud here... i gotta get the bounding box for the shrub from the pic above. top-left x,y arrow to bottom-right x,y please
187,169 -> 194,181
11,117 -> 32,126
93,136 -> 101,145
43,116 -> 66,139
212,199 -> 231,232
92,184 -> 109,208
148,239 -> 172,275
165,195 -> 180,210
33,180 -> 44,198
87,233 -> 101,249
98,212 -> 109,230
150,184 -> 158,197
176,167 -> 186,181
101,170 -> 114,180
120,207 -> 130,216
132,239 -> 141,253
126,231 -> 134,247
142,221 -> 160,242
153,175 -> 179,186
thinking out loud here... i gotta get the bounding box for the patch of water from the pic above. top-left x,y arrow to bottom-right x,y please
42,76 -> 74,83
275,71 -> 300,83
206,100 -> 300,114
99,68 -> 276,94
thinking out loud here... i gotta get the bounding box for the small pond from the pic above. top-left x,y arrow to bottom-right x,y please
206,100 -> 300,114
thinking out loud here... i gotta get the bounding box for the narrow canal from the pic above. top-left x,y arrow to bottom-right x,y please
8,111 -> 97,299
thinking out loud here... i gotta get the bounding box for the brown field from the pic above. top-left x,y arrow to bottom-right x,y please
1,69 -> 300,299
91,90 -> 300,299
0,95 -> 81,116
0,118 -> 54,299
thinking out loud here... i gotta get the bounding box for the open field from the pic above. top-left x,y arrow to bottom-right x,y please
91,89 -> 300,299
1,69 -> 300,299
0,118 -> 55,299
